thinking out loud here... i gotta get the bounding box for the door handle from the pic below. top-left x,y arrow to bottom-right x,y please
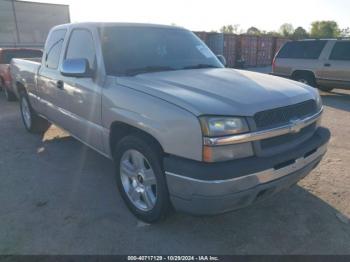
56,80 -> 64,90
324,63 -> 331,67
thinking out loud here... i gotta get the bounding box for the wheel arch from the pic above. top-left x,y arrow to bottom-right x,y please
109,121 -> 165,159
291,70 -> 316,80
15,81 -> 27,96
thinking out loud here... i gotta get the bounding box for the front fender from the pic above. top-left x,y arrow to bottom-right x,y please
102,83 -> 203,161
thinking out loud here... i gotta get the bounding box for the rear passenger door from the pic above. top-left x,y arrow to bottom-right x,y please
320,41 -> 350,88
37,29 -> 67,118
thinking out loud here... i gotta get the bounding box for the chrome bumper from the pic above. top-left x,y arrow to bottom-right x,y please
166,143 -> 326,198
166,142 -> 327,215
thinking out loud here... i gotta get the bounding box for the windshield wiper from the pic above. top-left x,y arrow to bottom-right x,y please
182,64 -> 220,70
124,66 -> 176,76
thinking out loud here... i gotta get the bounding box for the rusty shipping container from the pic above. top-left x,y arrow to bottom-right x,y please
193,31 -> 208,43
205,33 -> 238,68
239,35 -> 258,67
206,33 -> 224,55
192,32 -> 291,68
223,34 -> 238,68
257,36 -> 274,66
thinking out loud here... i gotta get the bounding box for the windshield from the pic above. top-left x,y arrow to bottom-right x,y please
99,26 -> 223,76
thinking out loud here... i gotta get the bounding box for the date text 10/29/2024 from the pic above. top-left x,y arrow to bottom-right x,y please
127,256 -> 220,261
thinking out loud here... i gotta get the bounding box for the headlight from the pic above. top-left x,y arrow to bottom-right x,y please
315,91 -> 323,111
199,116 -> 249,137
199,116 -> 253,162
315,91 -> 323,127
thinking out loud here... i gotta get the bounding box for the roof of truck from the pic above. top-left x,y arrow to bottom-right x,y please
52,22 -> 185,31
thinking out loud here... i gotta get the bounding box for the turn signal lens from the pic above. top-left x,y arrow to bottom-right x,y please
203,143 -> 254,162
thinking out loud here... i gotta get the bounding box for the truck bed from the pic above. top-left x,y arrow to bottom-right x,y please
10,58 -> 41,98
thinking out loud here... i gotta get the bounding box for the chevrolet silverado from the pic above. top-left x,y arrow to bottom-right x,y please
10,23 -> 330,222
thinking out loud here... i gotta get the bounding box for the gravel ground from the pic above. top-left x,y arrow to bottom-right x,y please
0,86 -> 349,255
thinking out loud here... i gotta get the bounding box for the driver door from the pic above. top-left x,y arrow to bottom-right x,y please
55,28 -> 104,152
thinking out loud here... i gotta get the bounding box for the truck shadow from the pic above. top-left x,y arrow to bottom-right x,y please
32,134 -> 350,254
321,89 -> 350,112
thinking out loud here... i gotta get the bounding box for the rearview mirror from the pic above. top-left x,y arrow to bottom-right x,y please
217,55 -> 227,67
60,58 -> 92,78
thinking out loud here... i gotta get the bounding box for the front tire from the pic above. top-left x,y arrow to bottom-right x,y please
19,92 -> 50,134
114,135 -> 170,223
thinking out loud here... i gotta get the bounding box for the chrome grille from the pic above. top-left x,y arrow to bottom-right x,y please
254,100 -> 317,130
260,123 -> 317,150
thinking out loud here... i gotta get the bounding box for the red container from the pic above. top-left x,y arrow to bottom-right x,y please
203,33 -> 238,68
239,35 -> 258,67
257,36 -> 274,66
192,32 -> 290,68
193,31 -> 208,43
223,34 -> 238,68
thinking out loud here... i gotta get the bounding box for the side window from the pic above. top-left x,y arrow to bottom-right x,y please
277,42 -> 294,58
277,41 -> 326,59
330,42 -> 350,61
65,29 -> 96,69
302,41 -> 327,59
45,29 -> 66,69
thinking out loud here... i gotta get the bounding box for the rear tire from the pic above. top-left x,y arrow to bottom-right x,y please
113,135 -> 170,223
19,92 -> 50,134
0,78 -> 16,101
292,72 -> 317,87
4,87 -> 17,102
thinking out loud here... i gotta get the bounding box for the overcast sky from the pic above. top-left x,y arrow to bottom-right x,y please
26,0 -> 349,32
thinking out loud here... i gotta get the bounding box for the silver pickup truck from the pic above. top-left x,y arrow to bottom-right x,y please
11,23 -> 330,223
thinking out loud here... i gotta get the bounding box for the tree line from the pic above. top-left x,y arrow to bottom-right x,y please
219,21 -> 350,39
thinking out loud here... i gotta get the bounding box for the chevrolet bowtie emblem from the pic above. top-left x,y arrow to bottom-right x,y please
289,119 -> 303,133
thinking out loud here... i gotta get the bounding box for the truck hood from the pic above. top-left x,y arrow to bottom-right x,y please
117,68 -> 318,116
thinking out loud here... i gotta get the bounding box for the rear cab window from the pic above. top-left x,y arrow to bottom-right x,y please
277,40 -> 327,59
329,41 -> 350,61
44,29 -> 67,69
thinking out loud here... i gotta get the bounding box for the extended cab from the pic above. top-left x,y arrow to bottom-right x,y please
11,23 -> 330,222
272,39 -> 350,92
0,48 -> 42,101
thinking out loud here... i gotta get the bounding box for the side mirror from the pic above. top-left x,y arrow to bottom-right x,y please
61,58 -> 92,78
217,55 -> 227,67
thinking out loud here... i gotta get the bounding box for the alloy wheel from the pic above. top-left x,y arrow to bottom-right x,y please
120,149 -> 157,211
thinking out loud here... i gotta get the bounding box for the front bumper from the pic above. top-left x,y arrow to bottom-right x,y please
164,127 -> 330,215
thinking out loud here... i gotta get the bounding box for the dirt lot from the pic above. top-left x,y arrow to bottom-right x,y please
0,88 -> 349,254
